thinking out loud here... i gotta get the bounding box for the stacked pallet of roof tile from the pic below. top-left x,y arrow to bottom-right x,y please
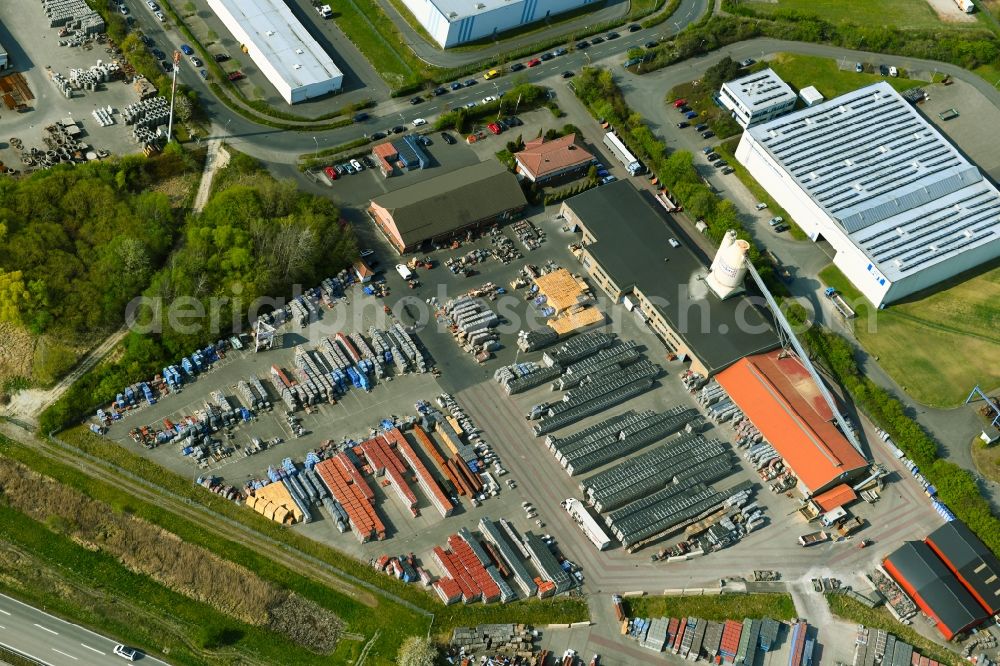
523,531 -> 572,593
681,618 -> 702,659
702,622 -> 724,660
672,617 -> 689,654
452,531 -> 502,603
759,618 -> 780,653
557,407 -> 699,476
478,517 -> 537,598
720,620 -> 743,663
665,618 -> 679,652
641,617 -> 669,651
581,433 -> 729,512
433,542 -> 488,604
390,323 -> 426,373
270,364 -> 299,411
554,340 -> 641,390
516,325 -> 559,351
384,428 -> 453,517
734,619 -> 754,666
499,518 -> 532,559
607,481 -> 723,549
435,413 -> 478,465
359,435 -> 418,516
412,425 -> 465,495
370,327 -> 409,374
294,348 -> 336,400
494,361 -> 563,395
314,454 -> 385,542
788,621 -> 808,666
433,577 -> 463,604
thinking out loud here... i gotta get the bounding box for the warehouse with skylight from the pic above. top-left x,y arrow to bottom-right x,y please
735,82 -> 1000,307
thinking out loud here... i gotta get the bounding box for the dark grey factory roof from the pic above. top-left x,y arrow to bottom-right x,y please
926,520 -> 1000,614
567,181 -> 779,374
886,541 -> 987,635
745,82 -> 1000,282
370,160 -> 526,246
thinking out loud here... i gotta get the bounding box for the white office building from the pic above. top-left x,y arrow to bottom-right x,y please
400,0 -> 597,48
736,82 -> 1000,307
719,68 -> 797,128
207,0 -> 343,104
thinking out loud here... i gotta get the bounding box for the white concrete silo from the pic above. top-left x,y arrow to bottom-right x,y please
706,229 -> 749,299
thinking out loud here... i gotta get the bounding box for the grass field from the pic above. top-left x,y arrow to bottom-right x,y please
817,262 -> 1000,407
624,593 -> 797,622
745,0 -> 983,30
826,595 -> 960,666
971,436 -> 1000,483
767,53 -> 925,100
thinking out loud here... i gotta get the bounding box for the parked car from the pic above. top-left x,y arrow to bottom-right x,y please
391,125 -> 406,134
504,115 -> 522,126
342,163 -> 354,174
540,53 -> 554,61
145,0 -> 158,9
484,68 -> 501,79
464,78 -> 477,86
575,40 -> 590,49
527,58 -> 542,67
409,96 -> 423,105
481,95 -> 497,104
323,166 -> 338,180
152,48 -> 165,59
362,156 -> 376,168
350,159 -> 363,171
214,53 -> 230,62
119,5 -> 129,15
597,169 -> 609,177
879,64 -> 889,76
627,23 -> 641,32
644,41 -> 658,49
678,106 -> 691,113
431,86 -> 447,96
161,60 -> 172,72
552,47 -> 568,56
668,238 -> 680,248
371,131 -> 387,140
889,65 -> 898,77
417,135 -> 432,146
450,81 -> 463,90
509,62 -> 525,72
713,160 -> 728,169
199,68 -> 207,79
768,216 -> 784,226
694,123 -> 708,132
154,10 -> 165,21
755,202 -> 768,210
190,56 -> 202,66
180,44 -> 194,55
740,58 -> 756,67
676,121 -> 689,128
685,110 -> 699,119
561,70 -> 574,79
606,31 -> 620,39
412,117 -> 427,126
441,131 -> 456,144
600,175 -> 617,184
773,223 -> 789,232
855,62 -> 863,73
487,122 -> 502,135
707,153 -> 720,162
227,71 -> 245,81
672,98 -> 687,108
702,146 -> 713,154
465,101 -> 477,108
354,112 -> 370,122
721,166 -> 734,174
590,36 -> 605,44
333,164 -> 346,175
701,130 -> 715,139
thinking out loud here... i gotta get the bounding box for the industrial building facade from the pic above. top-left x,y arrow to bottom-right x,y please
559,181 -> 778,376
736,82 -> 1000,306
718,69 -> 796,128
207,0 -> 343,104
514,134 -> 595,183
400,0 -> 597,47
368,161 -> 527,253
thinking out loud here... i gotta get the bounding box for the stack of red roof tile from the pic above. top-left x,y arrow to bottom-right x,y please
384,428 -> 453,517
359,435 -> 418,516
315,454 -> 385,541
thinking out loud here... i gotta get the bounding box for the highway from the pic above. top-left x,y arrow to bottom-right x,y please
0,592 -> 169,665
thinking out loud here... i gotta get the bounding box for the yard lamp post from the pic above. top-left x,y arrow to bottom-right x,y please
313,136 -> 319,160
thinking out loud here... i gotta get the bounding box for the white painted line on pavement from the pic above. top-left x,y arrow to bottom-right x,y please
34,623 -> 59,635
80,643 -> 105,655
52,648 -> 78,660
0,609 -> 10,615
0,625 -> 5,630
0,641 -> 51,666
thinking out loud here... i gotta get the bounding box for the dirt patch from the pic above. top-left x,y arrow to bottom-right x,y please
924,0 -> 977,22
0,323 -> 35,387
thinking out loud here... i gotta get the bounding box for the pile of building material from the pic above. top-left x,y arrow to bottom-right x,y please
494,361 -> 562,395
432,530 -> 507,604
553,340 -> 641,390
606,479 -> 726,550
385,428 -> 453,518
530,360 -> 662,436
641,617 -> 670,651
445,296 -> 500,356
41,0 -> 105,34
478,518 -> 538,598
543,331 -> 615,365
450,624 -> 535,656
389,323 -> 427,373
92,105 -> 114,126
580,432 -> 729,511
121,96 -> 169,128
523,531 -> 572,594
312,452 -> 385,542
516,325 -> 559,351
68,60 -> 121,89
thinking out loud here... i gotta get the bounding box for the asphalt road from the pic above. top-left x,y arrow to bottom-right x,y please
0,592 -> 169,665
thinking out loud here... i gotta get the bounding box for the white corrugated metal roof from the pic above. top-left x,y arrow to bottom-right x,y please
210,0 -> 341,91
747,82 -> 1000,282
721,68 -> 796,113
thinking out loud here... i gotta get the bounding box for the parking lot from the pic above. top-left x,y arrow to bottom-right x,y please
0,3 -> 155,166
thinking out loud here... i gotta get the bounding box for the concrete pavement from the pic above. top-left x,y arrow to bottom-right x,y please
0,592 -> 169,665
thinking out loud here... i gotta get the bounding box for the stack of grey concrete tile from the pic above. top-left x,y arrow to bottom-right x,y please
542,331 -> 615,365
494,361 -> 563,395
516,325 -> 558,352
450,624 -> 533,655
641,617 -> 669,651
41,0 -> 105,33
478,518 -> 537,598
608,480 -> 724,549
390,323 -> 426,373
553,340 -> 641,390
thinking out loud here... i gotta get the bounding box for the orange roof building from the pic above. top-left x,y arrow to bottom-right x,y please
717,350 -> 868,495
515,134 -> 595,183
371,142 -> 398,177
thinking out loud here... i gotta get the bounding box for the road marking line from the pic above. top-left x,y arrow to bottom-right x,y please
80,643 -> 105,655
52,648 -> 78,660
0,609 -> 9,615
0,625 -> 5,630
34,623 -> 58,635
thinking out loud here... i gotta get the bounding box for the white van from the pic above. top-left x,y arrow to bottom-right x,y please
395,264 -> 415,281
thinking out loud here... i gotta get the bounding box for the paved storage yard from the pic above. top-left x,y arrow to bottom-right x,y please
98,186 -> 949,663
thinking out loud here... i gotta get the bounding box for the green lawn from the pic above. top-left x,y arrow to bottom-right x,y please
767,53 -> 924,100
818,262 -> 1000,407
826,595 -> 960,666
746,0 -> 984,30
624,593 -> 797,622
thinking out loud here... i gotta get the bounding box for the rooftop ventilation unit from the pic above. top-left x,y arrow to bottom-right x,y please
448,10 -> 458,17
266,30 -> 275,36
294,64 -> 302,69
475,2 -> 485,7
295,48 -> 304,54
